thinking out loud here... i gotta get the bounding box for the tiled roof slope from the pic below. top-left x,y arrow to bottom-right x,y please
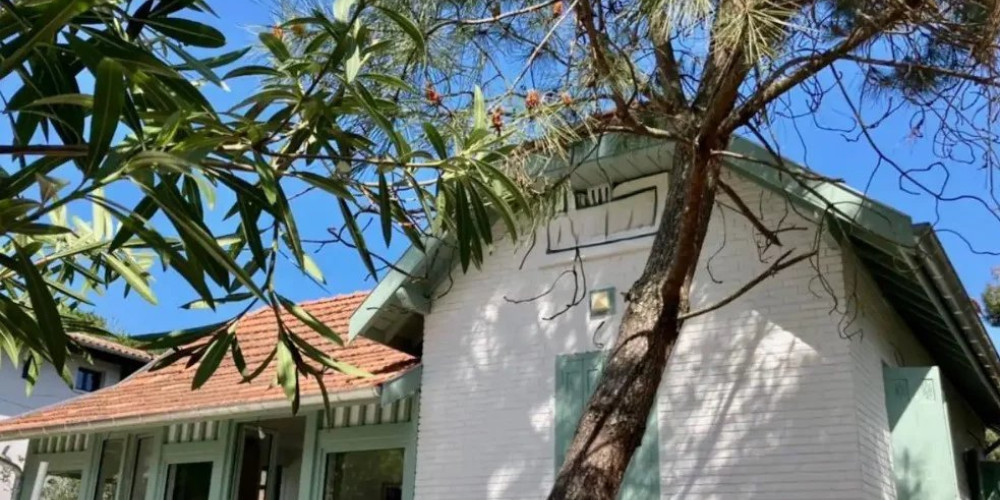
70,333 -> 153,362
0,292 -> 417,437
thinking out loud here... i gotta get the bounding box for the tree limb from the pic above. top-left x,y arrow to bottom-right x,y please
842,55 -> 1000,87
717,179 -> 782,247
721,5 -> 910,133
653,36 -> 687,113
427,0 -> 563,35
679,250 -> 816,321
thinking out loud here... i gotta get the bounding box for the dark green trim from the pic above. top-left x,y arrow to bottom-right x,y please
554,351 -> 660,499
380,366 -> 422,406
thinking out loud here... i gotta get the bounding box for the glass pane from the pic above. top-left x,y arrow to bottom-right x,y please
165,462 -> 213,500
232,427 -> 274,500
41,470 -> 82,500
129,437 -> 155,500
322,449 -> 403,500
94,438 -> 124,500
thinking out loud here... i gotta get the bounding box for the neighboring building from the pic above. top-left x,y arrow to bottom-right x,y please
0,334 -> 151,500
0,136 -> 999,499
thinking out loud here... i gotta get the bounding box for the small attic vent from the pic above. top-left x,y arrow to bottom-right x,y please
575,183 -> 612,209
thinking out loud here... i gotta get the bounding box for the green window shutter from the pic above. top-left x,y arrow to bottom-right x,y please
883,366 -> 961,500
555,352 -> 659,499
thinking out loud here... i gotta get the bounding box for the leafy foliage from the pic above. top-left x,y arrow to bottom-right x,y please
0,0 -> 534,405
984,269 -> 1000,327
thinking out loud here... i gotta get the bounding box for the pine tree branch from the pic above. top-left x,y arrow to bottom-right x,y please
718,179 -> 782,247
679,250 -> 816,321
842,55 -> 1000,87
653,37 -> 687,113
721,4 -> 911,133
427,0 -> 563,35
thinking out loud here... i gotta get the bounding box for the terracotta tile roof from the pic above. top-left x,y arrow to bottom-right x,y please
0,292 -> 418,437
70,333 -> 153,362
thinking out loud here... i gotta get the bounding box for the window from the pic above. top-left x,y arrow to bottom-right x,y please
232,426 -> 275,500
164,462 -> 213,500
40,470 -> 82,500
75,368 -> 103,392
322,449 -> 403,500
129,437 -> 155,500
93,438 -> 124,500
555,352 -> 659,499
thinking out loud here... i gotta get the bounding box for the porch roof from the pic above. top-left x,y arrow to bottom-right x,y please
0,292 -> 419,439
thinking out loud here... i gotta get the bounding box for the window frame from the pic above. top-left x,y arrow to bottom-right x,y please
75,367 -> 104,393
316,423 -> 414,500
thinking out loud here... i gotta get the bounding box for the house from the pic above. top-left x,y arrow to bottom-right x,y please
0,135 -> 999,499
0,334 -> 152,500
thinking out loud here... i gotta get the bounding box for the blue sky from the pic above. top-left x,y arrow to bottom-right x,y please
9,2 -> 999,341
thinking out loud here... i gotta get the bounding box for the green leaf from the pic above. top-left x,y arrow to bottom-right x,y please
141,321 -> 227,350
175,46 -> 251,71
14,243 -> 68,372
470,176 -> 519,243
223,65 -> 283,79
136,181 -> 266,300
294,172 -> 351,198
0,0 -> 95,80
374,6 -> 426,54
277,295 -> 343,345
455,183 -> 474,270
360,73 -> 415,92
23,94 -> 94,108
338,199 -> 377,278
109,196 -> 158,251
146,18 -> 226,48
333,0 -> 357,22
345,47 -> 361,83
164,40 -> 227,89
230,339 -> 247,377
181,292 -> 253,310
275,335 -> 299,403
192,332 -> 232,389
259,32 -> 291,62
377,172 -> 393,245
237,198 -> 268,268
302,255 -> 324,284
88,58 -> 125,175
422,122 -> 448,159
472,85 -> 487,133
104,255 -> 158,305
9,223 -> 72,236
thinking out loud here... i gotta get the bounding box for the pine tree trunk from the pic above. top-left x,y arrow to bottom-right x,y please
549,133 -> 726,499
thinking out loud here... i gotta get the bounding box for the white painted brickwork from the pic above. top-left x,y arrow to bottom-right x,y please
844,249 -> 983,500
414,170 -> 982,499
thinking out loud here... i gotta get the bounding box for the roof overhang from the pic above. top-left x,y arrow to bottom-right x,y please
348,134 -> 1000,423
0,365 -> 422,440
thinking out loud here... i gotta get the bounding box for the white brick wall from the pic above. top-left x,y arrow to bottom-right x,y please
843,249 -> 984,500
0,355 -> 125,500
413,170 -> 983,499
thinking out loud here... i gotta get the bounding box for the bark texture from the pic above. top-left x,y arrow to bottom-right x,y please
548,131 -> 728,499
